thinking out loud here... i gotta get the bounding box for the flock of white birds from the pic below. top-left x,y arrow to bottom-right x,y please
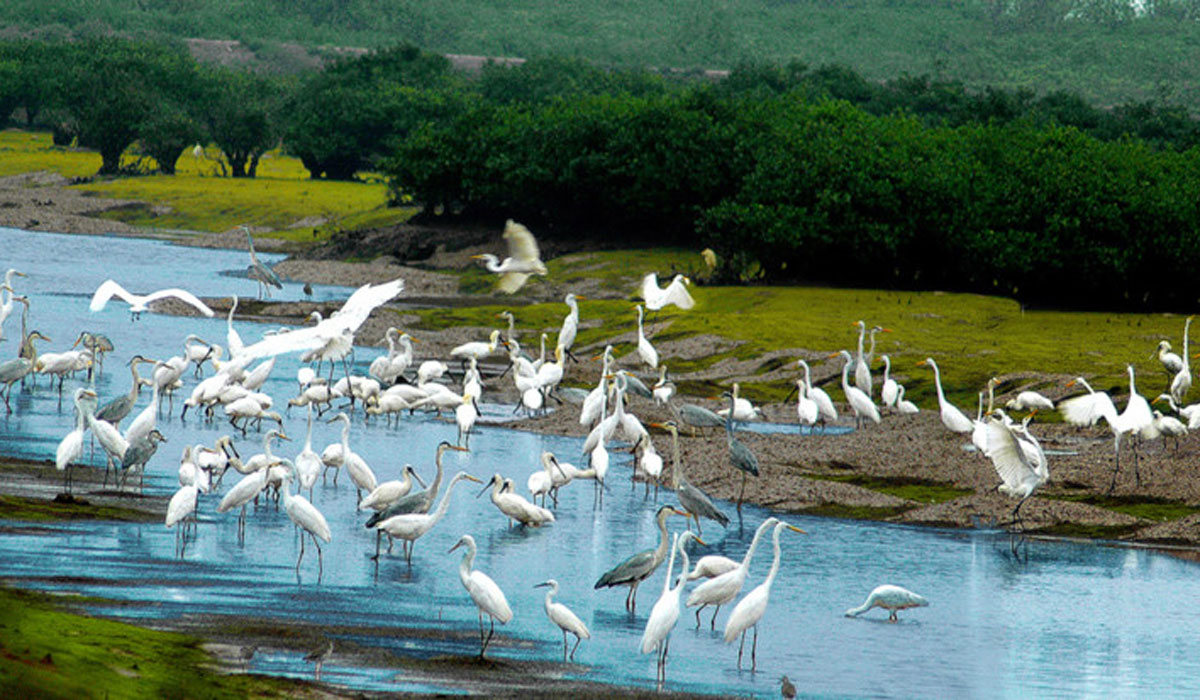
26,219 -> 1118,683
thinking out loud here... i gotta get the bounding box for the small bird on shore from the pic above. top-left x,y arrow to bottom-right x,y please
304,638 -> 333,680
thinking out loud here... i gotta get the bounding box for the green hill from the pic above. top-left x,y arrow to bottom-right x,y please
3,0 -> 1200,108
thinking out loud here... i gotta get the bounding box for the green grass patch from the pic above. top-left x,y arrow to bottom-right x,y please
1037,522 -> 1145,540
807,474 -> 971,504
0,585 -> 300,698
0,495 -> 158,523
1048,494 -> 1200,523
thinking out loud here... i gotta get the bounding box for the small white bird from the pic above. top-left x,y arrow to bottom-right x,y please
895,385 -> 920,414
844,584 -> 929,622
534,579 -> 590,662
89,279 -> 214,320
879,355 -> 899,408
450,533 -> 513,658
1005,390 -> 1055,412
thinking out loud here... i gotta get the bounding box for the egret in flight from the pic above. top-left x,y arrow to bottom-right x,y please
472,219 -> 548,293
89,279 -> 215,320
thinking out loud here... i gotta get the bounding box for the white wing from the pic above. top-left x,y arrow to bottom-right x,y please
142,288 -> 215,317
640,273 -> 660,305
662,277 -> 695,310
89,279 -> 138,311
1058,391 -> 1117,427
497,271 -> 532,294
985,417 -> 1034,492
504,220 -> 542,265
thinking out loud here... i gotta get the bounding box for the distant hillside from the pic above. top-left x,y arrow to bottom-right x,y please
3,0 -> 1200,107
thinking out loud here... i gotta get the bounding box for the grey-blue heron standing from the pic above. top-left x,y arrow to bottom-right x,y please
243,225 -> 283,299
594,504 -> 687,612
722,390 -> 760,509
653,421 -> 729,535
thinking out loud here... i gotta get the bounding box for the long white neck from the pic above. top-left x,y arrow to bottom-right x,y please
882,357 -> 891,382
1128,366 -> 1138,396
340,419 -> 350,452
661,535 -> 677,595
841,355 -> 853,393
672,542 -> 690,594
930,361 -> 947,403
458,540 -> 476,582
856,325 -> 866,359
430,473 -> 470,526
263,433 -> 278,461
801,362 -> 813,390
765,524 -> 785,588
741,519 -> 775,569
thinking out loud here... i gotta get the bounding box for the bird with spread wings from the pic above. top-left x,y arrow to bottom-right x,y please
472,220 -> 548,294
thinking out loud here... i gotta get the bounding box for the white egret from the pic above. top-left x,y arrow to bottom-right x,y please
0,330 -> 48,412
1108,365 -> 1154,492
56,387 -> 95,494
797,359 -> 837,430
879,355 -> 899,408
895,384 -> 920,414
527,451 -> 570,507
845,584 -> 929,622
375,471 -> 482,563
1170,315 -> 1193,405
687,517 -> 794,630
1156,339 -> 1184,376
723,519 -> 807,670
640,531 -> 702,686
324,412 -> 376,501
853,320 -> 873,397
293,405 -> 323,495
557,293 -> 584,360
1005,391 -> 1055,412
594,505 -> 687,612
451,330 -> 505,365
635,305 -> 658,369
89,279 -> 214,320
279,458 -> 332,578
471,219 -> 548,294
1058,377 -> 1118,428
687,554 -> 739,581
985,410 -> 1049,526
830,350 -> 880,428
480,474 -> 555,528
449,533 -> 513,658
1153,393 -> 1200,430
716,382 -> 763,423
1152,409 -> 1187,450
919,358 -> 974,434
794,379 -> 819,428
217,461 -> 269,538
640,272 -> 695,312
165,483 -> 200,555
652,365 -> 674,406
535,579 -> 589,662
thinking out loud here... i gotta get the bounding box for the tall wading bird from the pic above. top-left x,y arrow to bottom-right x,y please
557,293 -> 585,362
374,471 -> 481,563
723,519 -> 807,671
653,421 -> 729,535
449,533 -> 512,658
641,531 -> 703,686
686,517 -> 781,630
844,584 -> 929,622
594,505 -> 688,612
635,305 -> 658,369
722,390 -> 760,509
879,355 -> 899,409
830,350 -> 881,428
471,219 -> 548,294
534,579 -> 590,662
279,458 -> 332,580
919,357 -> 974,434
242,225 -> 282,299
0,330 -> 49,412
88,279 -> 215,321
1170,315 -> 1194,405
56,387 -> 96,495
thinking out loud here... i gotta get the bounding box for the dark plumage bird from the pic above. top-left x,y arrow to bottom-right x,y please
120,428 -> 166,491
653,421 -> 729,534
722,391 -> 759,509
594,504 -> 686,612
364,442 -> 466,557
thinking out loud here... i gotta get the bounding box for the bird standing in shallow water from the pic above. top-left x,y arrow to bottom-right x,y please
844,584 -> 929,622
535,579 -> 590,662
450,534 -> 513,658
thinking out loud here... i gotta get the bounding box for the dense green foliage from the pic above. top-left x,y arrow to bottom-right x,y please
4,0 -> 1200,110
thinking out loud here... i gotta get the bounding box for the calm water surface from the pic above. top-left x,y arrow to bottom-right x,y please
1,227 -> 1198,698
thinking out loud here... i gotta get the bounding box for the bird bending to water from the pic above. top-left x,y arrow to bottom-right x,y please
450,534 -> 513,658
89,279 -> 214,320
535,579 -> 590,662
845,584 -> 929,622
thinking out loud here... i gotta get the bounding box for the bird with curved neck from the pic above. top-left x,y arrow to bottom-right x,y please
723,519 -> 807,671
535,579 -> 589,662
653,421 -> 729,535
594,504 -> 688,612
845,584 -> 929,622
450,533 -> 512,658
376,471 -> 482,563
722,390 -> 760,509
919,357 -> 973,434
830,350 -> 880,429
686,517 -> 782,630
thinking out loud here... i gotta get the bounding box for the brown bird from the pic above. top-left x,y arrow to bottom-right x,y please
305,639 -> 333,681
781,674 -> 797,699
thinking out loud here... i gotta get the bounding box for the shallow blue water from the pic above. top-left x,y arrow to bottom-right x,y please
2,227 -> 1200,698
